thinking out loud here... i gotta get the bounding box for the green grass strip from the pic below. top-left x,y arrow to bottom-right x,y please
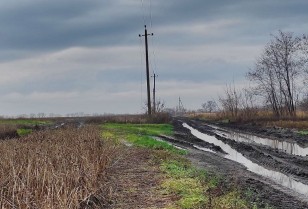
17,128 -> 33,136
103,123 -> 185,154
161,160 -> 208,208
298,130 -> 308,136
103,123 -> 173,136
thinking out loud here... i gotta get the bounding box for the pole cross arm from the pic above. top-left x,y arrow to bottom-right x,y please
138,25 -> 154,37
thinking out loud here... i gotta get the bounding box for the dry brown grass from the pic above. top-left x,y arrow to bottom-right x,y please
252,111 -> 308,129
84,113 -> 171,124
189,111 -> 308,129
187,112 -> 219,121
264,120 -> 308,129
0,124 -> 18,139
0,126 -> 119,208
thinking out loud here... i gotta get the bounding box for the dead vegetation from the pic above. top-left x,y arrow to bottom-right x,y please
0,124 -> 18,139
0,126 -> 119,208
189,110 -> 308,130
0,124 -> 175,209
82,113 -> 171,124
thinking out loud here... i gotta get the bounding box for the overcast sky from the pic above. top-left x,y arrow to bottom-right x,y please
0,0 -> 308,116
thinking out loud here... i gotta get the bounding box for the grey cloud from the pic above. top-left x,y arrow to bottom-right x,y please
0,0 -> 141,54
152,0 -> 308,46
0,65 -> 141,95
1,0 -> 307,55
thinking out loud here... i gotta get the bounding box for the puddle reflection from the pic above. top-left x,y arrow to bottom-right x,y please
183,123 -> 308,197
208,124 -> 308,156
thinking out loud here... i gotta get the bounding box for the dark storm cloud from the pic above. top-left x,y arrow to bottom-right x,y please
1,0 -> 308,54
151,0 -> 308,46
155,0 -> 240,23
156,0 -> 308,23
0,0 -> 141,53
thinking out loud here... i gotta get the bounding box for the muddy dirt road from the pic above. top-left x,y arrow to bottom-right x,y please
160,118 -> 308,209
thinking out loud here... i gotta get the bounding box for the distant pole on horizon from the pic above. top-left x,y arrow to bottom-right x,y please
178,97 -> 184,115
179,97 -> 181,113
139,25 -> 153,115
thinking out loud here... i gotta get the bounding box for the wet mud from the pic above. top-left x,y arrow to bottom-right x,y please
164,118 -> 308,209
212,120 -> 308,146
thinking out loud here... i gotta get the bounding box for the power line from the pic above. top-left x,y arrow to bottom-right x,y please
149,0 -> 153,28
140,0 -> 146,26
140,0 -> 153,27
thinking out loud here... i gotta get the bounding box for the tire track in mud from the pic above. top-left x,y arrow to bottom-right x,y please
162,119 -> 308,209
182,119 -> 308,185
213,134 -> 308,185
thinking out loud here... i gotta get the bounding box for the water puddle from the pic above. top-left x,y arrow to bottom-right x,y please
152,136 -> 187,151
183,123 -> 308,197
193,145 -> 216,153
208,124 -> 308,156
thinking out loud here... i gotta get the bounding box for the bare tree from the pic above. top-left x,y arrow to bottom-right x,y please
154,99 -> 166,113
299,95 -> 308,111
37,113 -> 46,118
248,31 -> 305,117
248,54 -> 283,117
202,100 -> 218,113
29,113 -> 36,118
240,88 -> 259,119
144,99 -> 166,114
302,34 -> 308,59
301,35 -> 308,91
219,84 -> 241,118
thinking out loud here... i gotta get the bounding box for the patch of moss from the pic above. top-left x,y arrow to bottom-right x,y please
298,130 -> 308,136
161,161 -> 208,208
17,128 -> 32,136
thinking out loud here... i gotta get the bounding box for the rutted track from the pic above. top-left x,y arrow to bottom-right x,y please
160,118 -> 308,209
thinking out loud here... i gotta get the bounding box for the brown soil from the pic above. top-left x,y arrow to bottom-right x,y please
101,146 -> 174,209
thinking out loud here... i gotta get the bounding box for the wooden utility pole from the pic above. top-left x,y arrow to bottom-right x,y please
139,25 -> 153,115
152,73 -> 158,114
179,97 -> 181,113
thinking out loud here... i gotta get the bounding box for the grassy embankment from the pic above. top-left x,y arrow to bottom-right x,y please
103,123 -> 263,209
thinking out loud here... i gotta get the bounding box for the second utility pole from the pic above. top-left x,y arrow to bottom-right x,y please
152,73 -> 158,114
139,25 -> 153,115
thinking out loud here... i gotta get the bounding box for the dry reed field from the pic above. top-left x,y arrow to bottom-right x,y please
190,111 -> 308,130
0,124 -> 18,139
0,125 -> 119,209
